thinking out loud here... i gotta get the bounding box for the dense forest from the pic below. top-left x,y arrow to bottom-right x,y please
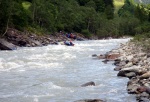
0,0 -> 150,38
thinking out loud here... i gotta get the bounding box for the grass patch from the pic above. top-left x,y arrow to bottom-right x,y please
114,0 -> 125,14
22,1 -> 31,10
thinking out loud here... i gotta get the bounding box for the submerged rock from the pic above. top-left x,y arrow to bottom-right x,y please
81,81 -> 95,87
74,99 -> 105,102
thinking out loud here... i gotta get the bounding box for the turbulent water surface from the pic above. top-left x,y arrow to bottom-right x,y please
0,39 -> 136,102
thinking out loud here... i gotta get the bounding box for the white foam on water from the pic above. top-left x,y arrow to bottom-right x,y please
61,52 -> 77,60
0,91 -> 24,98
0,38 -> 136,102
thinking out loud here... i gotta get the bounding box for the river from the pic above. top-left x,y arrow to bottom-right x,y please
0,39 -> 136,102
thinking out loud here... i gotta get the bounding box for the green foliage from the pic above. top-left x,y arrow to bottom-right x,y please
11,1 -> 30,30
105,5 -> 114,19
135,4 -> 149,22
94,0 -> 105,12
27,26 -> 47,35
119,17 -> 140,35
0,0 -> 149,39
0,0 -> 12,34
96,18 -> 120,38
81,29 -> 92,38
22,1 -> 31,10
118,0 -> 135,17
86,0 -> 96,9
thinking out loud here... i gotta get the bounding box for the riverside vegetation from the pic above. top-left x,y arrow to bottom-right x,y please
0,0 -> 149,40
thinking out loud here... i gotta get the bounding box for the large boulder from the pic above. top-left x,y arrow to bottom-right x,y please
117,66 -> 142,77
0,39 -> 17,50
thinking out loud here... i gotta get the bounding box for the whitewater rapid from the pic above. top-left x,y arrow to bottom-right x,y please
0,39 -> 136,102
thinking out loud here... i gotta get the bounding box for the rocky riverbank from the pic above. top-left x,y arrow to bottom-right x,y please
93,40 -> 150,102
0,28 -> 86,50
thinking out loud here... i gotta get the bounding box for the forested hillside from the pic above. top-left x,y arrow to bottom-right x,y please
134,0 -> 150,4
0,0 -> 150,38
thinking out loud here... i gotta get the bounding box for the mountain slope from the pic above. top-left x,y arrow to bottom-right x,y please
134,0 -> 150,4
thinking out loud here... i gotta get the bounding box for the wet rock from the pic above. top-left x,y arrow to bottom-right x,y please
138,98 -> 150,102
105,53 -> 120,61
97,54 -> 106,59
102,59 -> 109,64
114,60 -> 128,67
114,59 -> 121,65
140,92 -> 149,97
125,72 -> 136,79
124,62 -> 133,67
117,67 -> 142,77
125,55 -> 133,61
136,86 -> 150,94
18,40 -> 27,46
0,39 -> 17,50
92,54 -> 97,57
74,99 -> 105,102
127,77 -> 139,86
127,84 -> 140,94
114,66 -> 122,71
147,53 -> 150,58
81,81 -> 95,87
30,39 -> 42,46
132,58 -> 139,65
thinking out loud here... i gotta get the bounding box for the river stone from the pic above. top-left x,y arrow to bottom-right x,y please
118,66 -> 142,76
147,53 -> 150,58
105,53 -> 120,61
0,38 -> 17,50
136,97 -> 150,102
139,53 -> 146,57
126,55 -> 134,61
136,86 -> 150,94
92,54 -> 97,57
97,54 -> 105,59
117,67 -> 138,77
81,81 -> 95,87
116,60 -> 128,67
114,66 -> 122,71
127,84 -> 140,94
114,59 -> 121,66
124,62 -> 133,67
140,71 -> 150,79
144,82 -> 150,88
30,39 -> 42,46
125,72 -> 136,79
74,99 -> 105,102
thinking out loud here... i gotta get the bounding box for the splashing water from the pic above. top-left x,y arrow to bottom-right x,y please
0,39 -> 136,102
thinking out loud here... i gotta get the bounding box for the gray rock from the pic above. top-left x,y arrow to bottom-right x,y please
114,66 -> 122,71
74,99 -> 105,102
0,39 -> 17,50
81,81 -> 95,87
140,71 -> 150,79
30,39 -> 42,46
127,84 -> 140,94
125,72 -> 136,79
92,54 -> 97,57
